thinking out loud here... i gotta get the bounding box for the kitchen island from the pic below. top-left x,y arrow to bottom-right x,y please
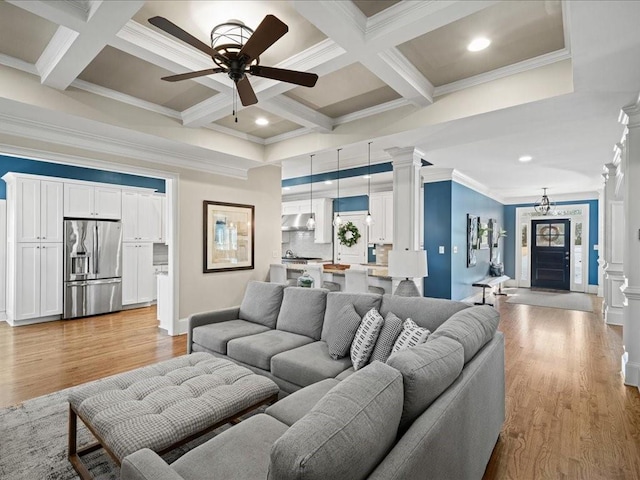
285,264 -> 392,293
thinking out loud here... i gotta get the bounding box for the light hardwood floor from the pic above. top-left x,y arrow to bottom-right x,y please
1,299 -> 639,479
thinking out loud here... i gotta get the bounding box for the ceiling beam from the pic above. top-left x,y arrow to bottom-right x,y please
29,1 -> 146,90
260,95 -> 333,132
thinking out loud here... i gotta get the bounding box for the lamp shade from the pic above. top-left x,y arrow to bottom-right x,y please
388,250 -> 428,279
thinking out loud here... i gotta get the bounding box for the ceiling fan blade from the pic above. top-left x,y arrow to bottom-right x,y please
238,15 -> 288,63
235,77 -> 258,106
249,65 -> 318,87
148,16 -> 228,64
161,68 -> 225,82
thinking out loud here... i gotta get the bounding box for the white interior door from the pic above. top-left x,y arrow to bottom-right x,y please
334,213 -> 368,265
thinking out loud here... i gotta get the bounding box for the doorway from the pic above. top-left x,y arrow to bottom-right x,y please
531,219 -> 571,290
333,213 -> 368,265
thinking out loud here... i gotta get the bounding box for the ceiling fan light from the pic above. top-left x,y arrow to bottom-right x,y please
467,37 -> 491,52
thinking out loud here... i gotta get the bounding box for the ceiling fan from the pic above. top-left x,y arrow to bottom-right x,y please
148,14 -> 319,108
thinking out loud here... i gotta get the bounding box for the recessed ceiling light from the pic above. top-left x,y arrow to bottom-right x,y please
255,117 -> 269,126
324,180 -> 333,185
283,186 -> 291,191
518,155 -> 533,162
362,174 -> 371,179
467,37 -> 491,52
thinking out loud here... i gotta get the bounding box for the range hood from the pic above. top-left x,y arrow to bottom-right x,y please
281,213 -> 314,231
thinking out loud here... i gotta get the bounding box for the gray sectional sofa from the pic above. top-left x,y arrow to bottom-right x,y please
121,282 -> 505,480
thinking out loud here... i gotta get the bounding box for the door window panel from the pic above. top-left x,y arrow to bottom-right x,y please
521,223 -> 528,281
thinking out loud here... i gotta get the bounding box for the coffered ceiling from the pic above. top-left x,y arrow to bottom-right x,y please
0,0 -> 639,202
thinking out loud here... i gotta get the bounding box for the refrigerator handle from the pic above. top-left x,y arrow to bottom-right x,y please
94,224 -> 99,275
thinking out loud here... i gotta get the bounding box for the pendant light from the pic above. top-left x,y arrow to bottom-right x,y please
306,154 -> 316,229
534,187 -> 556,215
333,148 -> 343,227
365,141 -> 374,226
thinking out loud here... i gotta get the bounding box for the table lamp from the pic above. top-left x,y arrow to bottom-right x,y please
388,249 -> 428,297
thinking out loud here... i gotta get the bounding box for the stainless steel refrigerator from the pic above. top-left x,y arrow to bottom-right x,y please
63,219 -> 123,319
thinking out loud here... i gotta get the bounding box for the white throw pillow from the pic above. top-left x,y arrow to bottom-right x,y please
391,318 -> 430,354
350,308 -> 384,370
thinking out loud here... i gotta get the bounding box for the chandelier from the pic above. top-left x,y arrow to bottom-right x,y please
534,187 -> 556,215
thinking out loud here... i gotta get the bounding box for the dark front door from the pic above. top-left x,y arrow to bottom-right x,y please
531,219 -> 570,290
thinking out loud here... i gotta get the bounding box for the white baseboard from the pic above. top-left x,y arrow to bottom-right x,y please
176,317 -> 188,335
0,311 -> 6,322
622,353 -> 640,390
122,302 -> 154,311
8,314 -> 61,326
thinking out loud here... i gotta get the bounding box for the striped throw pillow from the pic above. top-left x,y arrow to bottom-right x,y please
350,308 -> 384,370
391,319 -> 430,354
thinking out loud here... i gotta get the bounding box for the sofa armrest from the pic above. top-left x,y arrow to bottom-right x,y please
187,307 -> 240,353
121,449 -> 186,480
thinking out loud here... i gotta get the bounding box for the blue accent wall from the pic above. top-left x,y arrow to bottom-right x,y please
424,181 -> 452,299
450,182 -> 504,301
502,200 -> 599,286
0,155 -> 165,199
334,195 -> 369,213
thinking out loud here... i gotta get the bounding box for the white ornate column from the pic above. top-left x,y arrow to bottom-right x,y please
620,99 -> 640,389
602,155 -> 625,326
386,147 -> 422,293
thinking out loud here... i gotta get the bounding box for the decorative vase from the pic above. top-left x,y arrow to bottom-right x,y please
297,271 -> 314,288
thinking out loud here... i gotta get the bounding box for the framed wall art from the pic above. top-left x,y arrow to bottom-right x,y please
203,200 -> 254,273
467,214 -> 478,268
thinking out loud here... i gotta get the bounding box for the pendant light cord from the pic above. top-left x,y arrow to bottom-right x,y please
367,142 -> 372,205
309,154 -> 314,212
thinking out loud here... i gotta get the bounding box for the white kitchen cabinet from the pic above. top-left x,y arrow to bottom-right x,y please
282,203 -> 303,215
122,242 -> 154,305
64,183 -> 121,219
11,177 -> 63,243
14,242 -> 63,321
122,191 -> 162,243
369,192 -> 393,244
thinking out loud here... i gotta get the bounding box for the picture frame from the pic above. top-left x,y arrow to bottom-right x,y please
478,220 -> 490,250
467,214 -> 478,268
203,200 -> 254,273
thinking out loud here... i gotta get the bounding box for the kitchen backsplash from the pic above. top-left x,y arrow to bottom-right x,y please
282,231 -> 333,260
374,244 -> 392,265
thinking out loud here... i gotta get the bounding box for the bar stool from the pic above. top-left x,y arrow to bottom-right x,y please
306,264 -> 340,291
344,267 -> 385,295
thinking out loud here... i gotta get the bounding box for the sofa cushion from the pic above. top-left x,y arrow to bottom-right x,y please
428,305 -> 500,363
268,361 -> 403,480
239,281 -> 285,328
386,336 -> 464,431
266,378 -> 340,426
350,308 -> 384,370
369,312 -> 404,363
227,330 -> 314,370
172,413 -> 288,480
326,304 -> 362,360
276,287 -> 328,340
271,341 -> 352,388
321,292 -> 382,342
380,294 -> 469,332
191,319 -> 271,354
392,318 -> 430,354
335,367 -> 354,381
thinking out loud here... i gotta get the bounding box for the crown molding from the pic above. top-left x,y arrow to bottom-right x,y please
434,48 -> 571,97
203,123 -> 265,145
333,98 -> 411,127
622,94 -> 640,127
503,191 -> 598,204
71,78 -> 181,119
277,38 -> 346,73
261,95 -> 333,132
325,0 -> 367,38
421,167 -> 505,204
377,48 -> 434,104
264,127 -> 311,146
181,94 -> 234,127
0,109 -> 251,179
0,54 -> 37,76
36,26 -> 78,81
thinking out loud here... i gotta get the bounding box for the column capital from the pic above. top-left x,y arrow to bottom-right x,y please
621,95 -> 640,128
385,147 -> 421,167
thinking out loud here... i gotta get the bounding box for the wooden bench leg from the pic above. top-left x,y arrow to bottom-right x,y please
68,405 -> 95,480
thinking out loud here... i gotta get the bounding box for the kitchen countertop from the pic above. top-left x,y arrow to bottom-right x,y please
286,264 -> 391,280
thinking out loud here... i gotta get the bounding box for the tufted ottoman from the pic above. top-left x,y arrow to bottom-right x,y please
67,352 -> 279,479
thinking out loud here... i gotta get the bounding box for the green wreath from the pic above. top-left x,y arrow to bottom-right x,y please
337,221 -> 361,247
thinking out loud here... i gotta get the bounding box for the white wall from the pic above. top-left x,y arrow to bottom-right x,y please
178,165 -> 282,319
0,200 -> 5,319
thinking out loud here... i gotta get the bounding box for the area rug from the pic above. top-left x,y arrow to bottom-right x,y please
0,387 -> 261,480
506,288 -> 594,312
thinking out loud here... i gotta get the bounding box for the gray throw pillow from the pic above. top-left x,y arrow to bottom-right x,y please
276,287 -> 328,340
428,305 -> 499,363
268,361 -> 403,480
387,336 -> 464,431
239,281 -> 285,328
350,308 -> 384,370
369,312 -> 403,363
326,304 -> 362,360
